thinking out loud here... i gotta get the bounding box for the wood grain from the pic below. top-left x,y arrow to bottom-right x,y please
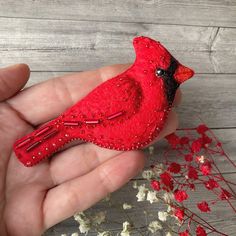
0,18 -> 235,73
0,0 -> 236,27
26,72 -> 236,128
0,18 -> 216,51
0,1 -> 235,235
180,74 -> 236,128
41,128 -> 235,235
45,174 -> 236,236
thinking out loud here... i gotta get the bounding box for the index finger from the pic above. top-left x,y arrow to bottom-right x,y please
7,64 -> 181,126
7,64 -> 130,125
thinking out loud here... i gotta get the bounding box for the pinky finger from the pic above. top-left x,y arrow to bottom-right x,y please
42,150 -> 145,230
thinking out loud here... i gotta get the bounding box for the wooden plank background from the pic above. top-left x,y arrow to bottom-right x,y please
0,1 -> 235,235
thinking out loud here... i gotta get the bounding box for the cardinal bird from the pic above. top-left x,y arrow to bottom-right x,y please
14,36 -> 194,167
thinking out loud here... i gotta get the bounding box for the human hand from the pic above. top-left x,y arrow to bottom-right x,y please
0,64 -> 179,236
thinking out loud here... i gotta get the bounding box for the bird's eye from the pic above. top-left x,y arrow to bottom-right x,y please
155,68 -> 166,77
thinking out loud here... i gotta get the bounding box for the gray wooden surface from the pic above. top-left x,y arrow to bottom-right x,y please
0,1 -> 235,235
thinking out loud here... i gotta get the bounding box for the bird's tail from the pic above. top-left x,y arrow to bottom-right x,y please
13,122 -> 74,167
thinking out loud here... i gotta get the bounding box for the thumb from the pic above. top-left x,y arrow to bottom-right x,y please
0,64 -> 30,101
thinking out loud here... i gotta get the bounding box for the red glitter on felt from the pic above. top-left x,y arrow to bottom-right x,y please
13,36 -> 194,167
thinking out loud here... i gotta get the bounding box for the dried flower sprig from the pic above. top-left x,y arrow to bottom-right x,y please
67,124 -> 235,236
147,124 -> 236,235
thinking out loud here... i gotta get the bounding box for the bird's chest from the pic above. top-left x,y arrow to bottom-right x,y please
141,81 -> 169,113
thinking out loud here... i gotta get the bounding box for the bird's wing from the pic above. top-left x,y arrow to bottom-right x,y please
64,75 -> 143,123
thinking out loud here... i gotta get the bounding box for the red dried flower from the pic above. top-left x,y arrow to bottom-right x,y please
160,171 -> 173,188
189,183 -> 195,190
174,207 -> 185,222
204,178 -> 219,190
197,124 -> 209,134
174,189 -> 189,202
179,230 -> 189,236
150,180 -> 161,191
196,225 -> 207,236
168,162 -> 181,174
197,201 -> 211,212
191,139 -> 202,153
166,133 -> 180,148
216,142 -> 222,147
147,124 -> 236,236
220,188 -> 232,200
196,124 -> 209,134
201,134 -> 212,146
188,166 -> 198,180
185,154 -> 193,162
200,162 -> 212,175
180,136 -> 189,145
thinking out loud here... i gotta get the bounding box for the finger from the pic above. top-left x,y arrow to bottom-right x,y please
173,89 -> 181,107
149,111 -> 178,148
49,110 -> 177,185
50,144 -> 121,185
43,150 -> 145,229
154,110 -> 178,140
8,64 -> 181,125
8,64 -> 129,125
0,64 -> 30,101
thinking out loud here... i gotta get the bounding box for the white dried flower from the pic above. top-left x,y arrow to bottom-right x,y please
153,163 -> 164,175
166,204 -> 172,213
74,212 -> 88,223
97,231 -> 112,236
103,194 -> 111,202
175,220 -> 182,226
166,232 -> 172,236
121,221 -> 132,236
79,224 -> 90,234
123,203 -> 132,210
133,181 -> 138,189
146,191 -> 159,204
92,211 -> 106,225
148,146 -> 154,155
163,192 -> 174,204
71,233 -> 79,236
74,212 -> 91,234
199,155 -> 205,163
61,234 -> 67,236
158,211 -> 168,222
136,184 -> 148,202
148,221 -> 163,233
142,170 -> 154,179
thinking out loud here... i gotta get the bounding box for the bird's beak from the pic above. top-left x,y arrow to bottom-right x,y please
174,64 -> 194,84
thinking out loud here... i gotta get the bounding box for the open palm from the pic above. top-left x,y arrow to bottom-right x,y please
0,64 -> 178,236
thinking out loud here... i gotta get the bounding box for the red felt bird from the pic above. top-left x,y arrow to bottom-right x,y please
13,36 -> 194,167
